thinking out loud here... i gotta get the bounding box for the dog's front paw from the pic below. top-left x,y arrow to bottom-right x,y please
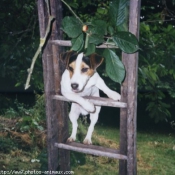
67,136 -> 75,143
108,91 -> 121,101
83,138 -> 92,145
82,100 -> 95,113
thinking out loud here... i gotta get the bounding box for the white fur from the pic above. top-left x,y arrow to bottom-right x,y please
61,53 -> 121,144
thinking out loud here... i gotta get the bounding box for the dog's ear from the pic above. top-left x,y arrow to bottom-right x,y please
89,53 -> 104,69
60,51 -> 77,68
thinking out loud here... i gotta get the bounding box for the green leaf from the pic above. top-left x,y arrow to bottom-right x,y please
109,0 -> 128,26
113,31 -> 139,53
108,26 -> 115,35
71,33 -> 84,52
61,16 -> 82,38
97,7 -> 108,15
32,119 -> 39,126
86,20 -> 106,45
84,43 -> 95,56
87,20 -> 107,36
103,49 -> 125,83
89,34 -> 104,45
20,125 -> 30,132
15,82 -> 21,87
37,125 -> 44,131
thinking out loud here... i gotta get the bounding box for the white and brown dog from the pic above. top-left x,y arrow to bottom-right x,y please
60,51 -> 121,144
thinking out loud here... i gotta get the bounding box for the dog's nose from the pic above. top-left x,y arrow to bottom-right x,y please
71,83 -> 79,90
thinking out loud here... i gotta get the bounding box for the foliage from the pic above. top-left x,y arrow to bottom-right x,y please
0,0 -> 43,90
4,94 -> 45,132
0,137 -> 18,153
103,49 -> 125,83
61,0 -> 139,84
0,95 -> 47,172
139,3 -> 175,122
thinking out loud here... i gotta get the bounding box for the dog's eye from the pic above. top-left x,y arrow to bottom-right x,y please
69,66 -> 73,72
81,67 -> 89,73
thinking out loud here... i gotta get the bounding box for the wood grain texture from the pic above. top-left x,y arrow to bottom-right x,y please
52,95 -> 127,108
50,40 -> 118,48
55,142 -> 127,160
119,0 -> 141,175
37,0 -> 70,172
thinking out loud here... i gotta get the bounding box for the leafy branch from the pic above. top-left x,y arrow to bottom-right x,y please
25,1 -> 54,90
61,0 -> 139,84
61,0 -> 83,24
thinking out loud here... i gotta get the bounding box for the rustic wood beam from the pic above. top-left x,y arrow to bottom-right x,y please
50,40 -> 118,48
119,50 -> 128,174
55,142 -> 127,160
49,0 -> 70,171
119,0 -> 141,175
37,0 -> 70,172
52,95 -> 127,108
126,1 -> 141,175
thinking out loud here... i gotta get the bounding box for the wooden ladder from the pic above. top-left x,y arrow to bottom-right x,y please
37,0 -> 140,174
53,95 -> 127,160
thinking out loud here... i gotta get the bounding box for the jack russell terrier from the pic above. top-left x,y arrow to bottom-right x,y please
60,51 -> 121,145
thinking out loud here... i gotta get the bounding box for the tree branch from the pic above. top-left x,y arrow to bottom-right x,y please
25,15 -> 55,90
61,0 -> 83,24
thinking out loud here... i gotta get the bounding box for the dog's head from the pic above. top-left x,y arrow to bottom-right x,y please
60,51 -> 104,92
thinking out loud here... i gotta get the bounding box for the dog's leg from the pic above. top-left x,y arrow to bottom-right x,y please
62,92 -> 95,112
83,87 -> 101,145
96,76 -> 121,101
83,106 -> 101,145
67,103 -> 80,143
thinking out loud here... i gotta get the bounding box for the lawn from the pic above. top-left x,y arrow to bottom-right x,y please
71,124 -> 175,175
0,115 -> 175,175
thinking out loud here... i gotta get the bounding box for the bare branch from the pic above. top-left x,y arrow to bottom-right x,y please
25,15 -> 55,90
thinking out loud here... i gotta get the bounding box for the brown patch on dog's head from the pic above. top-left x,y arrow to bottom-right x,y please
80,62 -> 95,77
60,52 -> 104,79
80,53 -> 104,77
68,61 -> 76,78
60,50 -> 78,69
89,53 -> 104,70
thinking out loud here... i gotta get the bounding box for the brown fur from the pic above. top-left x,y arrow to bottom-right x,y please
62,51 -> 104,79
68,61 -> 76,78
68,61 -> 95,78
81,62 -> 95,77
89,54 -> 104,69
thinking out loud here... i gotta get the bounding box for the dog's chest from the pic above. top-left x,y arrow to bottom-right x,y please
78,85 -> 98,96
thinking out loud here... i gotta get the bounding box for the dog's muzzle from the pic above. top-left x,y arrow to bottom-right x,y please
71,83 -> 79,91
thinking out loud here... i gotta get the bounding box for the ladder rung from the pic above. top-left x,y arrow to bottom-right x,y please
50,40 -> 118,48
55,142 -> 127,160
52,95 -> 127,108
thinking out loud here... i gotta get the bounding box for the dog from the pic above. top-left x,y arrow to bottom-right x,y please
60,51 -> 121,144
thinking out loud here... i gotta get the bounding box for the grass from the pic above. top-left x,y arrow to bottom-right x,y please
137,131 -> 175,175
71,123 -> 175,175
0,114 -> 175,175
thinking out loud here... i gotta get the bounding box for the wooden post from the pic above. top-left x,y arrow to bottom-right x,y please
127,1 -> 141,174
119,51 -> 128,175
37,0 -> 70,172
120,0 -> 141,174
